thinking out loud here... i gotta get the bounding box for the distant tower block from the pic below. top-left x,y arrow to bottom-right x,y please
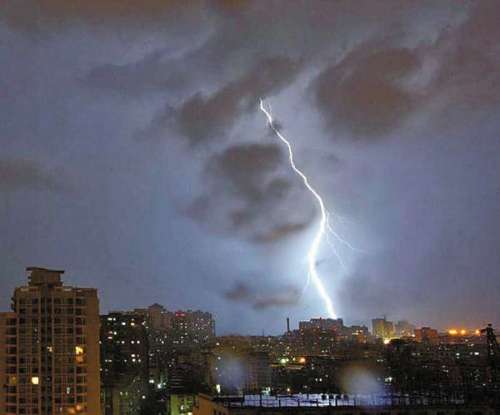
286,317 -> 291,333
481,323 -> 499,381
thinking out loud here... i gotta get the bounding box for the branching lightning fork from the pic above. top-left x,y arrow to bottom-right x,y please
259,98 -> 339,318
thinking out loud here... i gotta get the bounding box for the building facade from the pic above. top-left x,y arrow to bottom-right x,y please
414,326 -> 439,343
298,318 -> 343,332
0,267 -> 101,415
100,311 -> 149,415
171,311 -> 215,348
371,317 -> 395,339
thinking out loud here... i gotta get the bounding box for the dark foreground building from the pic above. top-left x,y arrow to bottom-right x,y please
100,311 -> 149,415
193,394 -> 497,415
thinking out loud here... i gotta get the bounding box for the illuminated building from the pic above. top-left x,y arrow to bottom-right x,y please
99,306 -> 216,413
291,318 -> 342,355
166,350 -> 212,394
298,318 -> 343,332
210,338 -> 271,394
297,328 -> 337,355
371,318 -> 385,338
0,312 -> 16,415
339,325 -> 370,343
169,394 -> 195,415
245,352 -> 271,392
371,317 -> 394,339
100,311 -> 149,415
172,310 -> 215,347
143,304 -> 173,332
395,320 -> 415,337
192,394 -> 228,415
0,267 -> 101,415
414,326 -> 439,344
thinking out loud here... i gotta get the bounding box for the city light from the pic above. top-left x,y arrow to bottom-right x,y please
75,345 -> 85,363
448,329 -> 471,336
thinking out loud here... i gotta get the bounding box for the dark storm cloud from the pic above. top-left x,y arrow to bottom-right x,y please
252,287 -> 300,310
224,282 -> 251,301
148,56 -> 301,146
84,49 -> 188,97
312,1 -> 500,141
313,46 -> 421,138
186,143 -> 314,243
207,143 -> 283,202
432,1 -> 500,110
224,281 -> 300,310
252,222 -> 310,244
2,0 -> 203,30
0,159 -> 64,192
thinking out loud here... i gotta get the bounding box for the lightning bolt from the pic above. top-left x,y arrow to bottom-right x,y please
259,99 -> 337,319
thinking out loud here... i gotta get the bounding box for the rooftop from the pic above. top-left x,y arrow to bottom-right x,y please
26,266 -> 64,287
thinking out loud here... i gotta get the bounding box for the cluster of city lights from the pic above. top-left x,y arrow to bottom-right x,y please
448,329 -> 481,336
279,356 -> 307,365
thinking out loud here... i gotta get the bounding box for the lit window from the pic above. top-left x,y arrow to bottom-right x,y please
31,376 -> 39,385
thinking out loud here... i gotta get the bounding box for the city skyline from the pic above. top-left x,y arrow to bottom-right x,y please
1,266 -> 498,414
1,266 -> 495,337
2,1 -> 500,334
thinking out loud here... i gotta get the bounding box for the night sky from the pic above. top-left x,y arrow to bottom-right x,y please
1,1 -> 500,334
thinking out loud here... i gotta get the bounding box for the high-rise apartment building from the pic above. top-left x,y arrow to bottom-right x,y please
171,311 -> 215,347
143,304 -> 173,332
0,267 -> 101,415
0,312 -> 16,415
414,326 -> 439,344
395,320 -> 416,337
372,317 -> 395,339
210,340 -> 271,394
298,318 -> 344,332
100,311 -> 149,415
